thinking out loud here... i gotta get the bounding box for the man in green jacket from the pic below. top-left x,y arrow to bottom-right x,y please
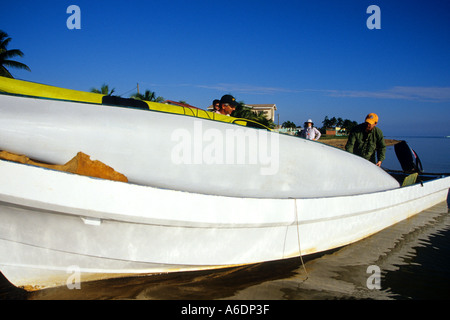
345,113 -> 386,167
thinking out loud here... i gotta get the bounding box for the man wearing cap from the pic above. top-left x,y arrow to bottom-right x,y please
299,119 -> 321,141
219,94 -> 238,116
345,113 -> 386,167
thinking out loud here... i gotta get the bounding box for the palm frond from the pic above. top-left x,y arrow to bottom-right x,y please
0,30 -> 31,78
1,60 -> 30,72
0,49 -> 24,59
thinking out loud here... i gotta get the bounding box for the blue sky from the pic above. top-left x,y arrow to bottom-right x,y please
2,0 -> 450,136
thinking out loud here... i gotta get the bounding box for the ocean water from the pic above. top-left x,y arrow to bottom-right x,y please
1,137 -> 449,301
382,136 -> 450,173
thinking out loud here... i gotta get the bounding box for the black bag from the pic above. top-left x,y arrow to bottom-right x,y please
394,140 -> 423,173
102,96 -> 149,110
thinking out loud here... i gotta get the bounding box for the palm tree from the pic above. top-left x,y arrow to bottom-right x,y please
90,84 -> 115,95
322,116 -> 337,129
232,104 -> 255,119
131,89 -> 155,101
131,89 -> 164,102
254,111 -> 275,128
342,119 -> 358,132
282,121 -> 297,128
0,30 -> 31,78
232,103 -> 275,128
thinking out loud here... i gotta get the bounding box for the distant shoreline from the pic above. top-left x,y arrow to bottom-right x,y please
320,138 -> 400,150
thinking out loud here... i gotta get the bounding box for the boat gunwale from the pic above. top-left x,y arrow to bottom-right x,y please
0,158 -> 449,229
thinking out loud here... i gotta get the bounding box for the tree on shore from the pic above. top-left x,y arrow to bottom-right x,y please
322,115 -> 358,133
322,116 -> 337,128
231,102 -> 275,129
131,89 -> 164,102
342,119 -> 358,132
90,84 -> 115,95
0,30 -> 31,78
282,121 -> 296,128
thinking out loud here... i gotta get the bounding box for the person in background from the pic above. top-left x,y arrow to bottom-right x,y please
212,99 -> 221,114
299,119 -> 321,141
219,94 -> 238,116
345,113 -> 386,167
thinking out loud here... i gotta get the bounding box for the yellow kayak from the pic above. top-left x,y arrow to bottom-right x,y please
0,76 -> 270,130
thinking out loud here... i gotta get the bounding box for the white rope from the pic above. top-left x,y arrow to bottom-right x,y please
293,198 -> 309,281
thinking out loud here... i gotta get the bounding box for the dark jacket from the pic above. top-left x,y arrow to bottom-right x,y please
345,123 -> 386,163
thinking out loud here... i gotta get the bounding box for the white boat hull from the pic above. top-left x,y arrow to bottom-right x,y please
0,159 -> 448,290
0,88 -> 448,290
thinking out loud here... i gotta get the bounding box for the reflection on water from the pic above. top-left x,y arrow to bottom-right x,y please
1,201 -> 449,300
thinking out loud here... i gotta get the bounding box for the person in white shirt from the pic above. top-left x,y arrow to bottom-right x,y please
299,119 -> 321,141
